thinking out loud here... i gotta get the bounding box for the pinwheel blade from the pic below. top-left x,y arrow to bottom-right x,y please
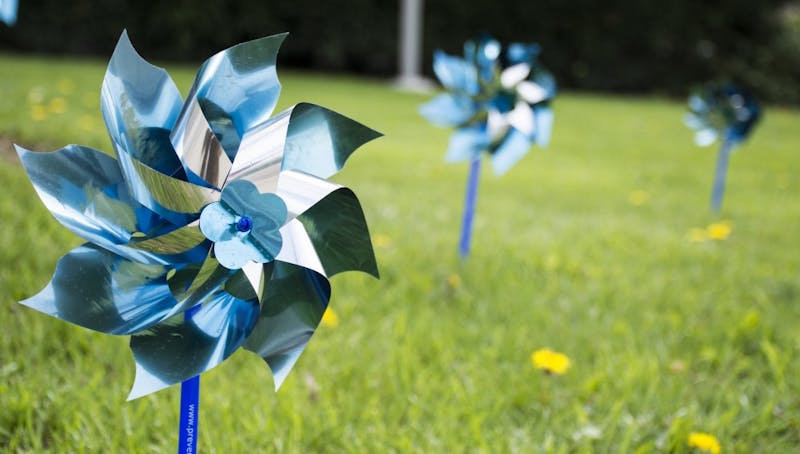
419,94 -> 478,127
445,126 -> 490,163
0,0 -> 18,25
490,128 -> 533,175
128,288 -> 260,399
506,101 -> 536,138
243,262 -> 331,390
101,31 -> 185,177
297,188 -> 378,277
226,108 -> 292,193
183,33 -> 287,160
517,81 -> 549,104
500,63 -> 531,89
170,97 -> 232,189
15,144 -> 209,265
115,147 -> 220,219
17,144 -> 137,245
276,169 -> 341,220
432,51 -> 479,95
22,244 -> 177,336
275,219 -> 326,276
282,103 -> 382,179
127,221 -> 207,257
533,106 -> 554,147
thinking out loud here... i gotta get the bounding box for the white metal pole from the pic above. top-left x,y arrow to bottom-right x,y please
397,0 -> 432,91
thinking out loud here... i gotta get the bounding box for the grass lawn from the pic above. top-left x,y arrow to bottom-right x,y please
1,51 -> 799,453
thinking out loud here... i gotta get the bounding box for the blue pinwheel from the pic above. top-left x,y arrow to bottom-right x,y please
16,31 -> 379,452
685,82 -> 761,212
420,36 -> 556,257
0,0 -> 17,25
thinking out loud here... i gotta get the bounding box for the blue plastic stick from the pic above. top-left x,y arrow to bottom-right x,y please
710,137 -> 735,212
178,306 -> 201,454
458,155 -> 481,258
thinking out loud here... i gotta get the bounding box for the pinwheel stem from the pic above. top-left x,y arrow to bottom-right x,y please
458,156 -> 482,258
710,138 -> 734,213
178,306 -> 201,454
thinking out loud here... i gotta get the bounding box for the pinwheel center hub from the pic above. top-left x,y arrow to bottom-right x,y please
236,216 -> 253,233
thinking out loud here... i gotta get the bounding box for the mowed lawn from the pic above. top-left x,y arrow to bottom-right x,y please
1,52 -> 799,453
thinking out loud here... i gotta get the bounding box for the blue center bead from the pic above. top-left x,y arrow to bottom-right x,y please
236,216 -> 253,233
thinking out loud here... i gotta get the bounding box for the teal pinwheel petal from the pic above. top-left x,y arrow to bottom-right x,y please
445,126 -> 490,163
185,34 -> 287,160
490,127 -> 533,175
281,103 -> 382,179
21,244 -> 178,335
467,36 -> 502,82
168,35 -> 287,189
226,103 -> 381,195
101,31 -> 185,178
17,144 -> 138,246
124,224 -> 210,266
15,144 -> 208,265
244,261 -> 331,390
419,93 -> 478,127
0,0 -> 17,25
115,145 -> 221,219
533,106 -> 554,147
129,289 -> 260,399
296,188 -> 379,278
507,42 -> 541,65
433,50 -> 479,95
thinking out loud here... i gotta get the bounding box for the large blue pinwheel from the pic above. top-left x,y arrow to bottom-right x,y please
420,36 -> 556,257
17,31 -> 379,452
685,82 -> 761,212
0,0 -> 17,25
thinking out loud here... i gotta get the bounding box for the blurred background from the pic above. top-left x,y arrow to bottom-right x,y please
1,0 -> 800,103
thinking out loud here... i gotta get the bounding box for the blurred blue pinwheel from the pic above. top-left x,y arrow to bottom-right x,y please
420,35 -> 556,175
684,82 -> 761,211
16,31 -> 380,400
685,82 -> 760,147
0,0 -> 17,25
420,36 -> 556,257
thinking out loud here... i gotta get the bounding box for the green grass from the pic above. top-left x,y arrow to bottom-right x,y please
1,52 -> 800,453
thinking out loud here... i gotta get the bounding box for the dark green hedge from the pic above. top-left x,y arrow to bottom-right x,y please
1,0 -> 798,103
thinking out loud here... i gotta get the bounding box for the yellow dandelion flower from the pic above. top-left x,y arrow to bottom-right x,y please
447,273 -> 462,288
321,307 -> 339,328
57,78 -> 76,95
628,190 -> 649,206
687,228 -> 708,243
48,97 -> 67,114
706,221 -> 732,240
30,104 -> 48,121
531,348 -> 571,375
688,432 -> 721,454
372,233 -> 392,248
